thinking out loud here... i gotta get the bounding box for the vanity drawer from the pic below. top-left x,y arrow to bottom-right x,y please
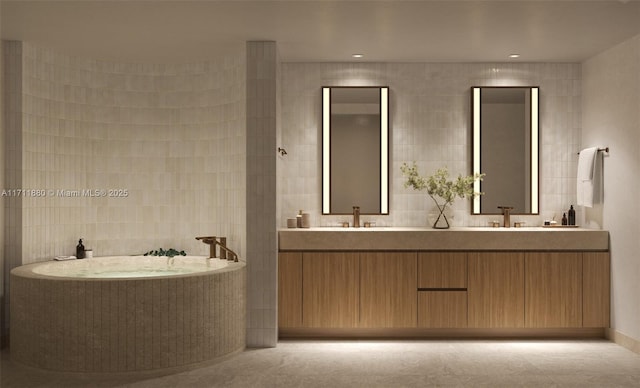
418,291 -> 467,328
418,252 -> 467,289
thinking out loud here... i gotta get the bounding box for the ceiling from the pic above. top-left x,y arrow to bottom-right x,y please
1,1 -> 640,63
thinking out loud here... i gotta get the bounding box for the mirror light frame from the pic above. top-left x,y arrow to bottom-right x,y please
471,86 -> 539,215
322,86 -> 389,215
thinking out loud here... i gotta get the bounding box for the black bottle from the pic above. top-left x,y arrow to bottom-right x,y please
76,239 -> 85,259
568,205 -> 576,226
562,213 -> 568,226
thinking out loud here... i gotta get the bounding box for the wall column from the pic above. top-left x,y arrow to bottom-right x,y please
246,41 -> 278,347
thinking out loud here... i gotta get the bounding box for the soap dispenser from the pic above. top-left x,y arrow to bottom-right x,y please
76,239 -> 85,259
568,205 -> 576,226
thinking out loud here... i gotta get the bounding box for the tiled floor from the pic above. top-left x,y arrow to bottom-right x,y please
2,340 -> 640,387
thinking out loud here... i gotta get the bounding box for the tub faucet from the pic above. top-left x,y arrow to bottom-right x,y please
497,206 -> 514,228
353,206 -> 360,228
195,236 -> 239,262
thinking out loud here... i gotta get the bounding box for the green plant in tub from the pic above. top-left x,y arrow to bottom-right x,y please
143,248 -> 187,258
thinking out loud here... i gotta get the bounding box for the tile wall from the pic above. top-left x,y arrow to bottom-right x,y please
279,63 -> 582,228
2,42 -> 247,338
15,42 -> 246,262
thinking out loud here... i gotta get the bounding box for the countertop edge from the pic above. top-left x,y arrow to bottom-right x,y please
278,228 -> 610,251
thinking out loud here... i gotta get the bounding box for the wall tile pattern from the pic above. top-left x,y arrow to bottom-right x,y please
279,63 -> 581,228
245,42 -> 278,347
13,43 -> 246,263
10,263 -> 246,372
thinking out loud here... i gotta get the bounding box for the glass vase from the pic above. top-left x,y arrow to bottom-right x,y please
430,200 -> 451,229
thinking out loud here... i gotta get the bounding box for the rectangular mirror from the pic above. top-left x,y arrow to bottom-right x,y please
322,86 -> 389,215
471,86 -> 539,215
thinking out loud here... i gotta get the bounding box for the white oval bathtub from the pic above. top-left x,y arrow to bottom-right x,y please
10,256 -> 246,373
31,255 -> 233,279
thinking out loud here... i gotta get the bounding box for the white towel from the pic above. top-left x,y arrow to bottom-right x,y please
577,147 -> 598,207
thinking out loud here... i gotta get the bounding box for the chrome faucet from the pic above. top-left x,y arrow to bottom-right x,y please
195,236 -> 239,262
353,206 -> 360,228
497,206 -> 514,228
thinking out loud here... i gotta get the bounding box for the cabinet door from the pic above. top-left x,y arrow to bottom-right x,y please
418,252 -> 467,288
278,252 -> 302,328
360,252 -> 417,328
525,252 -> 582,328
302,252 -> 359,328
583,252 -> 610,328
468,252 -> 525,328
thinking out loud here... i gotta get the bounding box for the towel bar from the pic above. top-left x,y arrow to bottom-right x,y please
577,147 -> 609,155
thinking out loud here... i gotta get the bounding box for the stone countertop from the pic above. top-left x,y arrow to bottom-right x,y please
278,227 -> 609,251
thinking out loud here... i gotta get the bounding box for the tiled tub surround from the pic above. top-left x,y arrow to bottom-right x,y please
10,258 -> 246,373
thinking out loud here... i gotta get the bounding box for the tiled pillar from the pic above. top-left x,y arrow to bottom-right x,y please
245,41 -> 278,347
2,41 -> 24,346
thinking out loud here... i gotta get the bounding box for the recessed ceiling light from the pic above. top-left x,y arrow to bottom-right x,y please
352,54 -> 364,58
509,54 -> 521,59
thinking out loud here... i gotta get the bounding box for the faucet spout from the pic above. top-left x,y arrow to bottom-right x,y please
352,206 -> 360,228
195,236 -> 239,262
497,206 -> 514,228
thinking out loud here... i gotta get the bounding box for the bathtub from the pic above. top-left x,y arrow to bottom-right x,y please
10,256 -> 246,373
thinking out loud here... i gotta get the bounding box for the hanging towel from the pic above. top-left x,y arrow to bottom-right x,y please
577,147 -> 598,207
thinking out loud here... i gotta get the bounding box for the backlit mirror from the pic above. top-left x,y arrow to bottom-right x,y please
472,86 -> 539,215
322,86 -> 389,214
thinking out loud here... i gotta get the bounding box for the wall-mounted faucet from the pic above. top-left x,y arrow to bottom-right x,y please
497,206 -> 514,228
353,206 -> 360,228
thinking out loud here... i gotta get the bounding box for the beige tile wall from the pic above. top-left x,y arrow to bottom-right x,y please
279,63 -> 582,228
13,43 -> 246,263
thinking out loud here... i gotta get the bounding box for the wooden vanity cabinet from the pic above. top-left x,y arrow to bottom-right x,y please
278,247 -> 610,335
360,252 -> 417,328
468,252 -> 525,328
